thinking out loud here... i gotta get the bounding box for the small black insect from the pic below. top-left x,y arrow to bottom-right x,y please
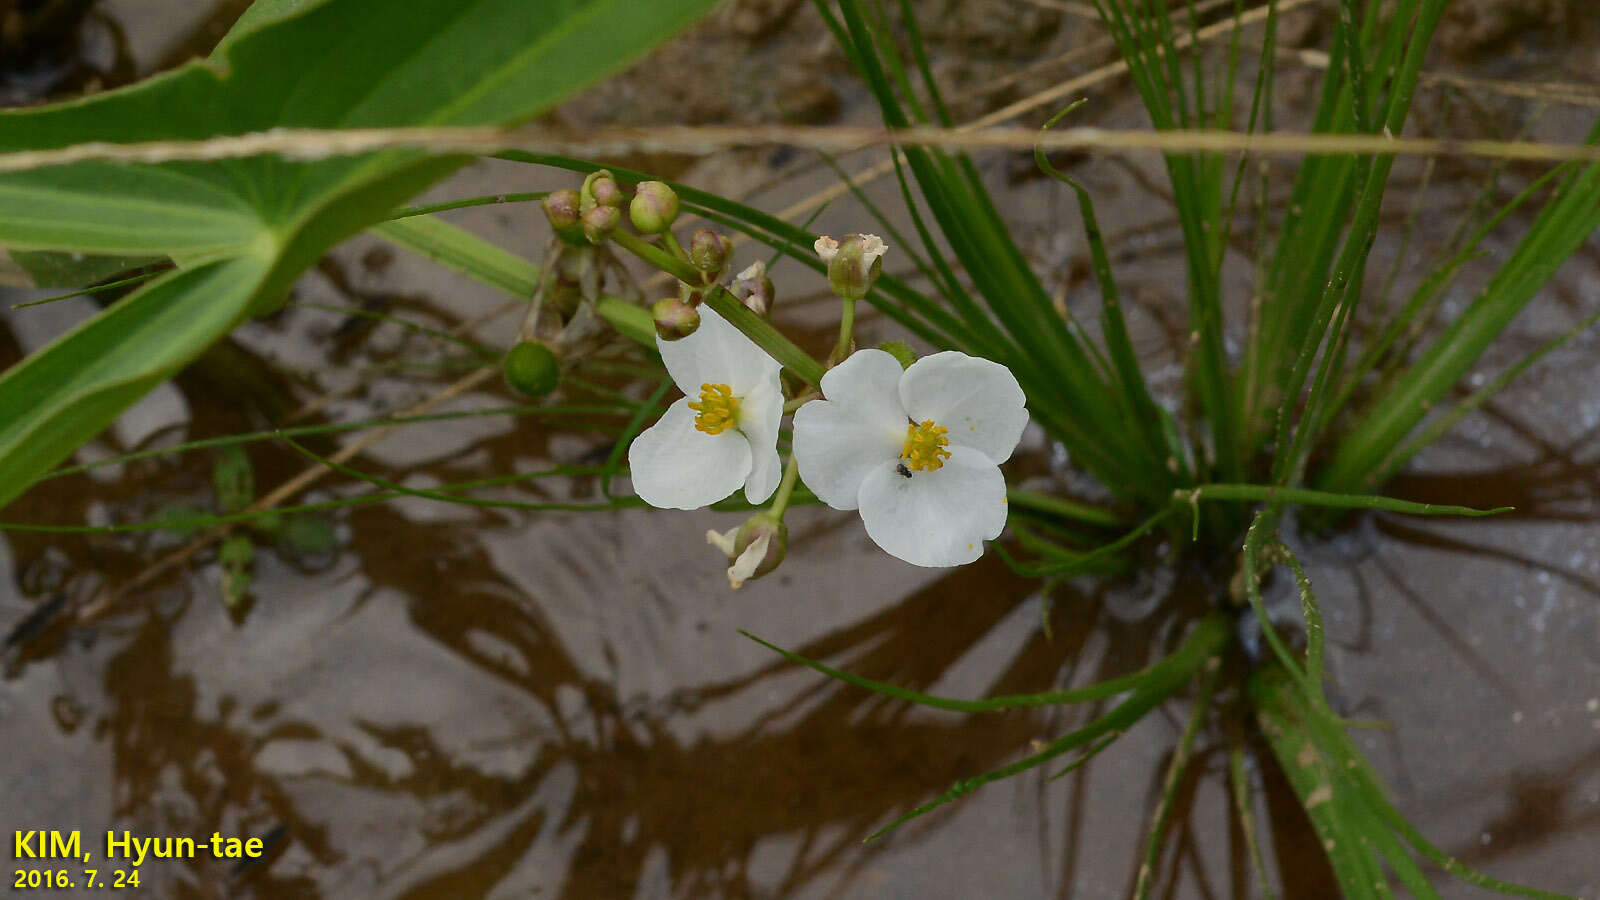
896,463 -> 913,479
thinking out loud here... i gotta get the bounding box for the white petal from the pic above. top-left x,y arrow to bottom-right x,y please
814,235 -> 839,263
706,527 -> 739,557
856,446 -> 1008,567
899,350 -> 1028,464
860,233 -> 888,267
792,349 -> 908,510
820,348 -> 909,420
628,399 -> 752,510
726,534 -> 770,589
739,379 -> 784,504
657,304 -> 780,397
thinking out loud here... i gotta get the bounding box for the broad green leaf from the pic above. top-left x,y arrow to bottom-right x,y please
0,257 -> 267,492
0,0 -> 718,509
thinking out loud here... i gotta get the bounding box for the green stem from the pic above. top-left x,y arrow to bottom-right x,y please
1006,488 -> 1126,528
702,287 -> 827,387
609,228 -> 701,284
783,390 -> 819,414
389,192 -> 546,220
1177,483 -> 1510,517
595,296 -> 656,348
1135,655 -> 1222,900
661,229 -> 690,264
831,297 -> 856,364
862,611 -> 1232,840
767,455 -> 802,519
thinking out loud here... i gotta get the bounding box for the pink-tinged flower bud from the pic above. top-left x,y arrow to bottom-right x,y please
629,181 -> 681,234
651,298 -> 701,341
541,189 -> 584,244
580,169 -> 624,212
817,233 -> 886,300
688,228 -> 733,277
503,341 -> 561,397
731,260 -> 776,317
706,514 -> 787,588
582,204 -> 621,244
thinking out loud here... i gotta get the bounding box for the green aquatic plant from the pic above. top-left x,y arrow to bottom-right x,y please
0,0 -> 1596,895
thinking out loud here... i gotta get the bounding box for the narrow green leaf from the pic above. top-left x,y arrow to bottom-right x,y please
373,215 -> 540,298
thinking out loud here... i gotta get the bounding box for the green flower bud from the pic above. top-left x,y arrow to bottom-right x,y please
580,169 -> 624,212
629,181 -> 681,234
688,228 -> 733,277
815,233 -> 887,300
541,189 -> 584,244
707,514 -> 787,588
582,204 -> 621,244
503,341 -> 561,397
876,340 -> 917,369
651,298 -> 701,341
731,260 -> 776,317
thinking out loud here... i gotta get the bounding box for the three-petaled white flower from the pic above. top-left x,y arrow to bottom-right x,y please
629,305 -> 783,509
793,349 -> 1028,567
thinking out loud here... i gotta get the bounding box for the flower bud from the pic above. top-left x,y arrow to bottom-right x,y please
629,181 -> 680,234
580,169 -> 624,212
651,298 -> 701,341
502,341 -> 561,397
816,233 -> 886,300
731,260 -> 776,317
706,514 -> 787,589
688,228 -> 733,278
582,204 -> 621,244
541,189 -> 585,244
876,340 -> 917,369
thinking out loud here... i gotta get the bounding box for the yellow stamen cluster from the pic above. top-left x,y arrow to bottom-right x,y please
902,419 -> 951,471
689,383 -> 740,435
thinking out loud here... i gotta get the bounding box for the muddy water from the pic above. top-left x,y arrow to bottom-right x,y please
2,3 -> 1599,898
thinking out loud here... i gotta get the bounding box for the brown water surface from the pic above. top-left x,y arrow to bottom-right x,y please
2,2 -> 1598,898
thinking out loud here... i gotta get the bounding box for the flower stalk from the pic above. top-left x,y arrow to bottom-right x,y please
767,454 -> 802,519
702,286 -> 826,387
608,227 -> 701,284
830,297 -> 856,366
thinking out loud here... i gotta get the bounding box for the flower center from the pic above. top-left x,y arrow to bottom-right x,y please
901,419 -> 951,471
689,383 -> 741,435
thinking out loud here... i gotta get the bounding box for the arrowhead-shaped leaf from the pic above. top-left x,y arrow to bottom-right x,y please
0,0 -> 717,508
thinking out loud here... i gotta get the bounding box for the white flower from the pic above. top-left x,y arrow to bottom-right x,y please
628,305 -> 783,509
792,349 -> 1028,567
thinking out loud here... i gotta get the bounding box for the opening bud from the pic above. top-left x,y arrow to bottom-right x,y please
503,341 -> 561,397
731,260 -> 776,317
541,189 -> 584,244
706,514 -> 788,589
816,233 -> 887,300
582,204 -> 621,244
580,169 -> 624,212
651,298 -> 701,341
629,181 -> 681,234
688,228 -> 733,278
